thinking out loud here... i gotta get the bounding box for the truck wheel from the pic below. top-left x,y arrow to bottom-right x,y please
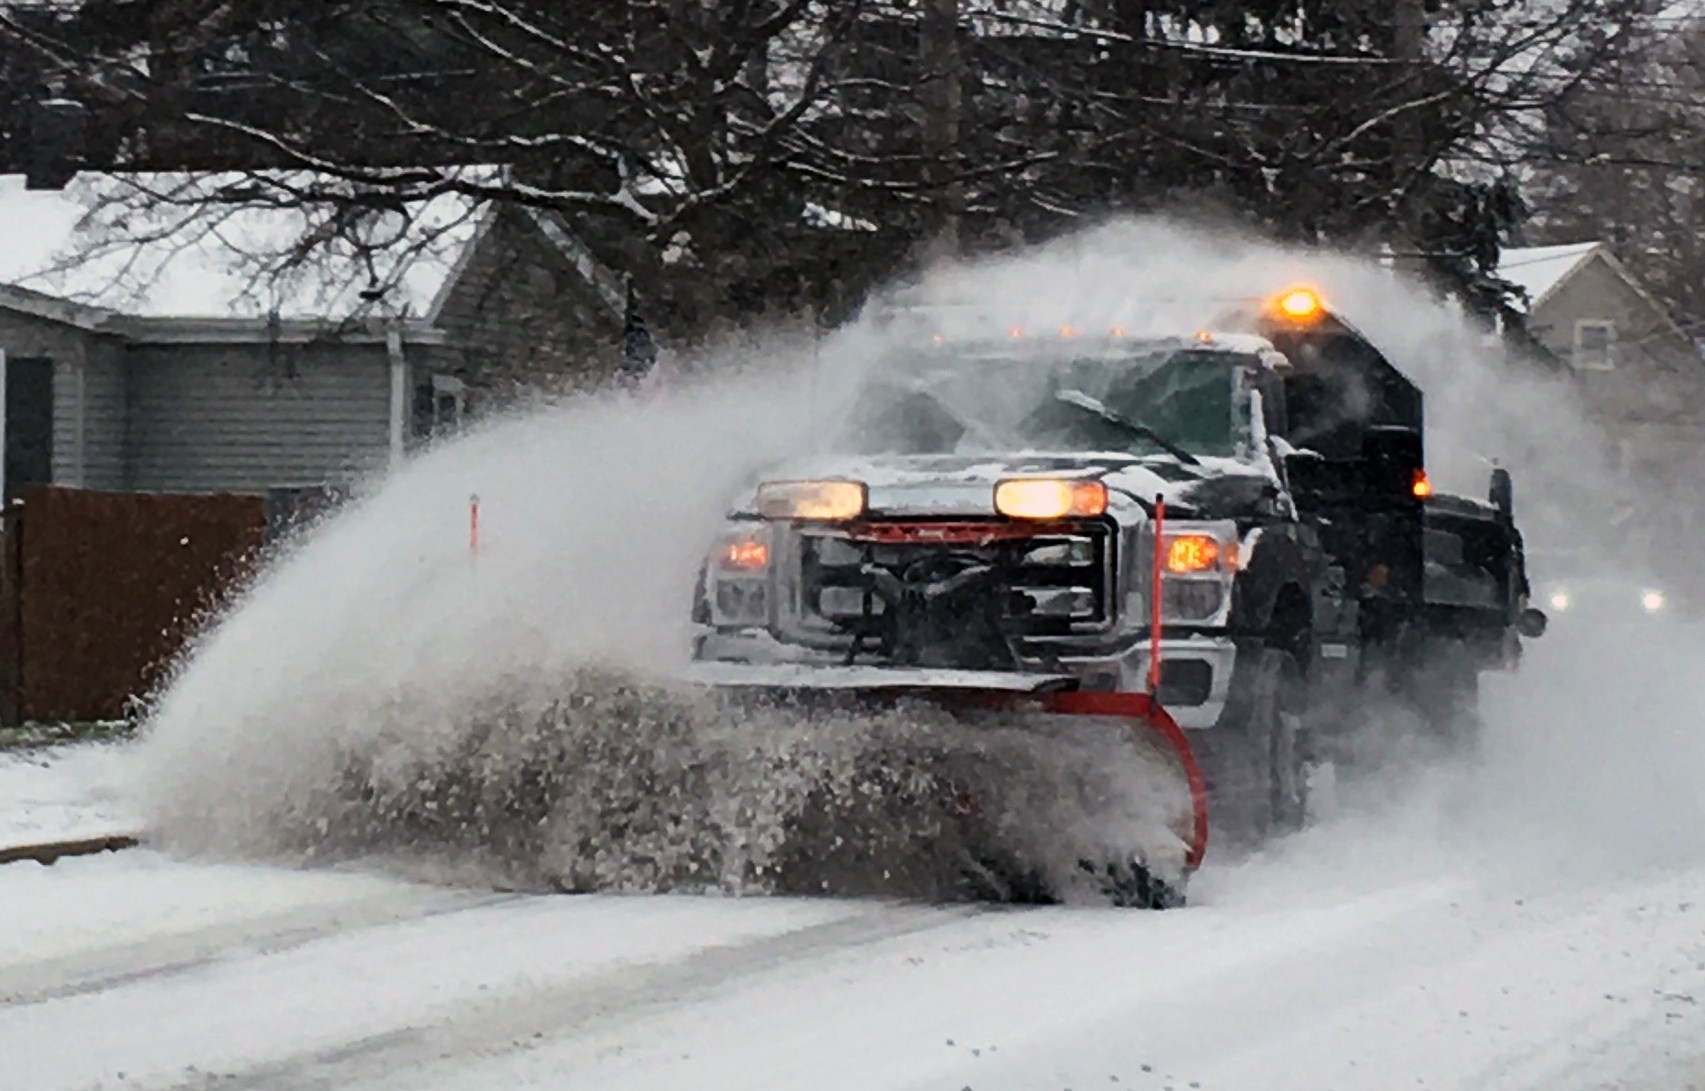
1406,650 -> 1482,752
1269,652 -> 1310,833
1198,648 -> 1309,846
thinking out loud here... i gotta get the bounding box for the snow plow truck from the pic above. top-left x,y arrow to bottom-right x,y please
686,286 -> 1547,908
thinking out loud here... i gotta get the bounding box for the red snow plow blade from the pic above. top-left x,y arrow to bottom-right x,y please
684,662 -> 1209,906
1040,690 -> 1209,871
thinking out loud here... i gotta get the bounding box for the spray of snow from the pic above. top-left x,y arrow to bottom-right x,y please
136,216 -> 1705,904
134,343 -> 1189,901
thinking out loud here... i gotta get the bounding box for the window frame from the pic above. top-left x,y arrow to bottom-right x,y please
431,374 -> 466,431
1572,319 -> 1617,371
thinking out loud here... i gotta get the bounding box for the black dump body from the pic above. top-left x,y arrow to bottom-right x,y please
1265,325 -> 1425,463
1230,300 -> 1533,664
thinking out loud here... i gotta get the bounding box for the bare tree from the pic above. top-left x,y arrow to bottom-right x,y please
1522,6 -> 1705,330
0,0 -> 1667,339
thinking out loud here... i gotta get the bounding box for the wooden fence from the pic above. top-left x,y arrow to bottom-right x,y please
0,486 -> 266,723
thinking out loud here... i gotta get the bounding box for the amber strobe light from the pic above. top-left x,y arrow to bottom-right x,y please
1412,469 -> 1433,498
995,479 -> 1109,520
756,480 -> 867,521
1275,287 -> 1324,319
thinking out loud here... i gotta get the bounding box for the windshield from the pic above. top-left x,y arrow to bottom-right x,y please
841,346 -> 1251,459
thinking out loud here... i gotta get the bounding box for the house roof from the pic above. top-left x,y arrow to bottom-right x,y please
0,169 -> 492,327
1496,242 -> 1600,311
1498,238 -> 1698,361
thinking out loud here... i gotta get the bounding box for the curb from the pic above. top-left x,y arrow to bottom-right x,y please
0,833 -> 142,866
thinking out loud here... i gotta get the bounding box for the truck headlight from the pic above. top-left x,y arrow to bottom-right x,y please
1147,519 -> 1240,625
1164,533 -> 1239,573
718,528 -> 770,571
708,525 -> 774,627
756,480 -> 866,521
995,478 -> 1108,520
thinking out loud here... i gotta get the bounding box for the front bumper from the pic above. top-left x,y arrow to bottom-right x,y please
692,628 -> 1240,730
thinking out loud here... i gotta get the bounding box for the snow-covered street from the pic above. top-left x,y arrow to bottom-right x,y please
3,825 -> 1702,1091
5,610 -> 1705,1091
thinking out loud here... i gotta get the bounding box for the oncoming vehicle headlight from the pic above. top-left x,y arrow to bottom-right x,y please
1548,589 -> 1570,612
994,478 -> 1109,520
756,480 -> 866,522
1642,588 -> 1666,614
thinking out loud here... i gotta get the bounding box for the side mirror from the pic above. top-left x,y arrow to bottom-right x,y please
1489,467 -> 1513,517
1516,607 -> 1547,639
1282,450 -> 1329,504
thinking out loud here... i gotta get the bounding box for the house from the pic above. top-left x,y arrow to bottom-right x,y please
1498,241 -> 1705,580
1500,241 -> 1705,462
0,170 -> 627,510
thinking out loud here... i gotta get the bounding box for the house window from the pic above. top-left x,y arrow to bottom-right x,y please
5,356 -> 55,494
413,374 -> 466,440
1573,320 -> 1617,370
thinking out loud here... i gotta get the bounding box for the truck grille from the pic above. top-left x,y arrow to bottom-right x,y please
797,521 -> 1113,645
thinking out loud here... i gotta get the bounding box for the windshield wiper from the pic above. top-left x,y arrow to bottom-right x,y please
1053,389 -> 1201,465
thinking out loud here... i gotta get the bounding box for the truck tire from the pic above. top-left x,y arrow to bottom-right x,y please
1269,652 -> 1309,833
1404,644 -> 1482,753
1196,647 -> 1309,847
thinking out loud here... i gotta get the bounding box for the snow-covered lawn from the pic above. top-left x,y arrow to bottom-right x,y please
0,741 -> 139,848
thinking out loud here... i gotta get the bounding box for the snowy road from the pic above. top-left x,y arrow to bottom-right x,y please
6,619 -> 1705,1090
3,827 -> 1703,1091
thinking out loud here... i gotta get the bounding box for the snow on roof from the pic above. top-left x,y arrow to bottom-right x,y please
1496,242 -> 1600,312
0,168 -> 493,322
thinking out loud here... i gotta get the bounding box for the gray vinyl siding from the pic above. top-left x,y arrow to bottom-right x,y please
123,343 -> 393,494
51,343 -> 127,489
431,208 -> 625,394
1533,256 -> 1705,430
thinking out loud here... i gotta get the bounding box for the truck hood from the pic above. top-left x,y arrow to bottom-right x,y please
732,452 -> 1277,520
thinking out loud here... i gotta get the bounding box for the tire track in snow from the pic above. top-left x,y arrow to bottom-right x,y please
1,887 -> 514,1008
159,902 -> 984,1091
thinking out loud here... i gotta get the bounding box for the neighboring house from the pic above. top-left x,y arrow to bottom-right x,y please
1499,241 -> 1705,578
0,170 -> 626,505
1500,241 -> 1705,453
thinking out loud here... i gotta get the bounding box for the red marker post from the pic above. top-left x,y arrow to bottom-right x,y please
1148,494 -> 1165,696
469,494 -> 480,558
